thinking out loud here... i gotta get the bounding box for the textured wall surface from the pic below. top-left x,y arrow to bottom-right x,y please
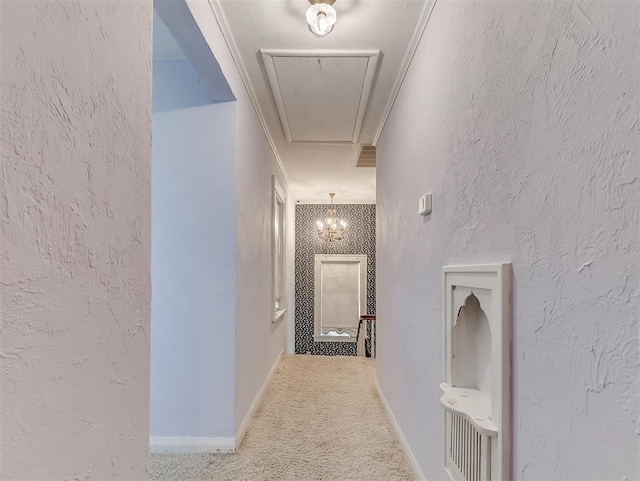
295,204 -> 376,356
0,1 -> 152,479
376,1 -> 639,480
178,0 -> 291,435
150,59 -> 236,438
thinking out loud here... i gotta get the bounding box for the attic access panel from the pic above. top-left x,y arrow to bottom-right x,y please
260,50 -> 380,144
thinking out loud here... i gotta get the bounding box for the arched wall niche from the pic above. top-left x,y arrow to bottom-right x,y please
441,264 -> 512,481
452,293 -> 492,402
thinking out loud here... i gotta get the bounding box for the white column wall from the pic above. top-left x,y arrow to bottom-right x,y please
150,59 -> 236,438
376,1 -> 639,480
0,1 -> 152,478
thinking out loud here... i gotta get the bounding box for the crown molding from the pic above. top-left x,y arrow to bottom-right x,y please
207,0 -> 291,188
373,0 -> 437,146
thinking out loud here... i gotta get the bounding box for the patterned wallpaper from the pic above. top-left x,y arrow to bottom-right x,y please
295,204 -> 376,355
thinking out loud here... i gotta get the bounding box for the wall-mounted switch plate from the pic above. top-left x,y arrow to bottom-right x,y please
419,194 -> 432,216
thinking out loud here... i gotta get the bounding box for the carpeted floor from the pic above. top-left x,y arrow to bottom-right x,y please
149,355 -> 415,481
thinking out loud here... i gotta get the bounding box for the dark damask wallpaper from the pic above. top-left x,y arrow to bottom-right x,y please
295,203 -> 376,355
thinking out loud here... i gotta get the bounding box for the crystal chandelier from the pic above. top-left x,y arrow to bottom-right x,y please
316,193 -> 347,242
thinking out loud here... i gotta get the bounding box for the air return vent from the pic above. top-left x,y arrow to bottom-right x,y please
447,411 -> 488,481
356,145 -> 376,167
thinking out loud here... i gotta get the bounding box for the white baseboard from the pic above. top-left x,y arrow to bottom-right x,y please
149,350 -> 284,455
375,379 -> 426,481
149,436 -> 236,454
235,349 -> 284,448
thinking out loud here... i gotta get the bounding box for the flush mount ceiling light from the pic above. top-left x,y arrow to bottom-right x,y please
306,0 -> 337,37
316,193 -> 347,242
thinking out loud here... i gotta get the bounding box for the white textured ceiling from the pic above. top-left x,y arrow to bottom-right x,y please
211,0 -> 434,203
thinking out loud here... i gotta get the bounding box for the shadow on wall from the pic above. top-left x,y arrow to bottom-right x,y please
294,204 -> 376,356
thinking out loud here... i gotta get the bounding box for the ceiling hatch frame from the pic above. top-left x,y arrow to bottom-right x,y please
260,49 -> 381,144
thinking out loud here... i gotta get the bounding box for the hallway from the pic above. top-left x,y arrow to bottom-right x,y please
2,1 -> 638,479
150,356 -> 414,481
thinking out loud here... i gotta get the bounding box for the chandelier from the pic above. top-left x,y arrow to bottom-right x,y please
316,193 -> 347,242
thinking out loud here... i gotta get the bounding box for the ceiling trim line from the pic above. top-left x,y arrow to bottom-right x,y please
372,0 -> 437,146
259,49 -> 381,58
260,51 -> 294,143
353,53 -> 380,145
207,0 -> 291,187
295,198 -> 377,205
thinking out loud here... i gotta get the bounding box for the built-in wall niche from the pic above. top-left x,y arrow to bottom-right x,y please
453,293 -> 492,400
441,264 -> 512,481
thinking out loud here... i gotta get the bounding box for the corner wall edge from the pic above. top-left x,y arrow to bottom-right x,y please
375,379 -> 426,481
234,349 -> 284,448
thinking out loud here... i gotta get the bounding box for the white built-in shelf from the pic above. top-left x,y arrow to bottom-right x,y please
440,383 -> 497,437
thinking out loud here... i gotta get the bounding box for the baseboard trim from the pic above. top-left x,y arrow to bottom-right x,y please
149,350 -> 284,455
375,379 -> 426,481
235,349 -> 284,449
149,436 -> 236,454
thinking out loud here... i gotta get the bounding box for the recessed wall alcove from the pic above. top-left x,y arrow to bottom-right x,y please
453,294 -> 492,401
441,264 -> 512,481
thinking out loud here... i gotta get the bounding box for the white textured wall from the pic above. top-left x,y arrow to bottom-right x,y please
233,97 -> 290,431
0,1 -> 152,479
377,1 -> 639,480
150,59 -> 236,438
180,0 -> 290,434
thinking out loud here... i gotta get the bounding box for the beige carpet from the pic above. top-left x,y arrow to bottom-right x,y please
150,355 -> 415,481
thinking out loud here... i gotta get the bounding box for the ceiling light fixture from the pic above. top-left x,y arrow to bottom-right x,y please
306,0 -> 337,37
316,193 -> 347,242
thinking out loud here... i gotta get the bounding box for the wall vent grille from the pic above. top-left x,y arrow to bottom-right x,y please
356,145 -> 376,167
446,412 -> 490,481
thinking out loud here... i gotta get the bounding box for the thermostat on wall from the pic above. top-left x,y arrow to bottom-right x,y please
418,193 -> 432,216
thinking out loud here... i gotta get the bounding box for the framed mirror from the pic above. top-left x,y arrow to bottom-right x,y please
272,176 -> 287,324
313,254 -> 367,342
